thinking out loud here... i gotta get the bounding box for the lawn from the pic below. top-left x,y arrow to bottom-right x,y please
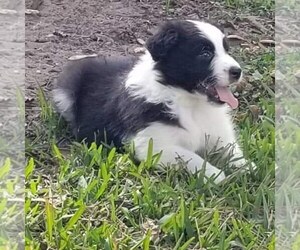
1,0 -> 276,249
24,48 -> 275,250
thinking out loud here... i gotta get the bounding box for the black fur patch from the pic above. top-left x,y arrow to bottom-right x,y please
223,37 -> 229,52
147,20 -> 216,93
55,56 -> 179,146
54,20 -> 226,147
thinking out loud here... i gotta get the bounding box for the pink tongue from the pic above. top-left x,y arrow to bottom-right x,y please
215,86 -> 239,109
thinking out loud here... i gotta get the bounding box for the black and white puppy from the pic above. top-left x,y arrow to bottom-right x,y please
53,20 -> 252,183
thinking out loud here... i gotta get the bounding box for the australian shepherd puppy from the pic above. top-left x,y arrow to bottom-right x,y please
53,20 -> 254,183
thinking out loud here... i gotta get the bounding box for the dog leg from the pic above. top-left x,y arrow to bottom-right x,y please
218,141 -> 256,171
162,146 -> 226,182
137,144 -> 226,183
231,146 -> 257,171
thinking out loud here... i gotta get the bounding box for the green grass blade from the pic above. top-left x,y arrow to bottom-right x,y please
142,230 -> 152,250
0,158 -> 11,179
45,199 -> 55,242
25,158 -> 35,180
65,203 -> 86,231
146,138 -> 153,167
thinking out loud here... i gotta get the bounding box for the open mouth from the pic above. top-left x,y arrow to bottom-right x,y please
206,85 -> 239,109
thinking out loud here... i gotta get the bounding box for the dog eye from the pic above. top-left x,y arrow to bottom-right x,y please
198,50 -> 212,58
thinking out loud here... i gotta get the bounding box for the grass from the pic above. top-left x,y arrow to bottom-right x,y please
223,0 -> 275,15
0,88 -> 25,248
273,9 -> 300,247
275,49 -> 300,248
21,0 -> 276,248
23,44 -> 275,249
0,158 -> 23,249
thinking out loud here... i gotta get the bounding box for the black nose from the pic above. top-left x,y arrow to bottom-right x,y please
229,66 -> 242,81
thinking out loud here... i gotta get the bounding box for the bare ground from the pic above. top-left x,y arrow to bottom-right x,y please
0,0 -> 24,158
25,0 -> 274,140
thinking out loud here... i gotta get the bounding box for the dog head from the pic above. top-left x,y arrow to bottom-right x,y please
146,20 -> 241,109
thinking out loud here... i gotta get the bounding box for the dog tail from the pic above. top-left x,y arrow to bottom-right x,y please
52,59 -> 86,124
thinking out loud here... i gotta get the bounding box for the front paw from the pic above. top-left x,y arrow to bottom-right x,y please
212,171 -> 226,184
232,158 -> 257,172
203,163 -> 226,184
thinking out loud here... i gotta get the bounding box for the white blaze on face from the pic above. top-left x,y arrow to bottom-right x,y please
188,20 -> 241,86
188,20 -> 240,109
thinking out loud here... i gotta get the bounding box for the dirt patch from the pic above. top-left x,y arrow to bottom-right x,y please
0,1 -> 24,156
25,0 -> 274,135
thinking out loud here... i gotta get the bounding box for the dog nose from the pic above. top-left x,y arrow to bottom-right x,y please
229,66 -> 242,81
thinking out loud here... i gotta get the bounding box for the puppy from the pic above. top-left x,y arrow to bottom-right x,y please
53,20 -> 253,183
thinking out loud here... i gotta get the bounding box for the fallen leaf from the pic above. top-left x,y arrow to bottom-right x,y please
227,34 -> 246,41
249,105 -> 260,121
281,40 -> 300,47
136,38 -> 145,45
68,54 -> 98,61
25,9 -> 40,15
260,39 -> 276,46
0,9 -> 18,15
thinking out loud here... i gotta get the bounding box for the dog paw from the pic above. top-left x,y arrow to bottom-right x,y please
204,164 -> 226,183
213,171 -> 226,184
233,158 -> 257,172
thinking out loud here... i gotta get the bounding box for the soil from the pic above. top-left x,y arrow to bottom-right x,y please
0,0 -> 24,156
25,0 -> 274,134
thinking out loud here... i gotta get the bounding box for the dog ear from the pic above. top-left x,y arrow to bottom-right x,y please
146,27 -> 178,61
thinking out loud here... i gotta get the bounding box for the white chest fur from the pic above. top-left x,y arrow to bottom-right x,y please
125,52 -> 238,158
166,92 -> 236,153
132,94 -> 237,163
